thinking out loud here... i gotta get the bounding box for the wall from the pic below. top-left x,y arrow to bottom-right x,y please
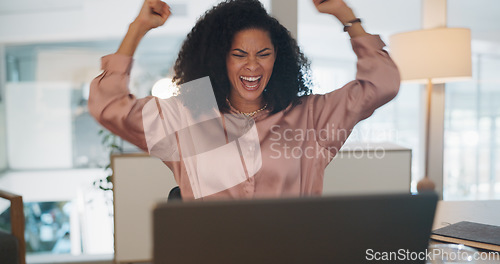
0,97 -> 7,171
0,0 -> 221,44
0,45 -> 6,171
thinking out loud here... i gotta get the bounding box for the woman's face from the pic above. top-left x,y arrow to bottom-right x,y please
226,28 -> 276,107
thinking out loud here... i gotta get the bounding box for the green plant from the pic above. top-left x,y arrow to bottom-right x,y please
93,129 -> 123,191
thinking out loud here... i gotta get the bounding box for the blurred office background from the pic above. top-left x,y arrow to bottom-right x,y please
0,0 -> 499,262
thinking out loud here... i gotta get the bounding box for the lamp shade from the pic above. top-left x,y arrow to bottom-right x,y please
389,28 -> 472,83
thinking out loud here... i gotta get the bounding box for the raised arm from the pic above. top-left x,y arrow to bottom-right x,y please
309,0 -> 400,153
88,0 -> 171,151
117,0 -> 171,56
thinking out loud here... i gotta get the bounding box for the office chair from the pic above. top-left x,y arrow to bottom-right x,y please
168,186 -> 182,201
0,189 -> 26,264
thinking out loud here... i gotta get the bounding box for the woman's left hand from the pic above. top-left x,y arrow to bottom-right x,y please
312,0 -> 353,23
312,0 -> 368,38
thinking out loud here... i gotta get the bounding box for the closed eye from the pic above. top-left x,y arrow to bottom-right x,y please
232,54 -> 245,57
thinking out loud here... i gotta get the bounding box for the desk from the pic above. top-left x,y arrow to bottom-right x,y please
432,200 -> 500,263
433,200 -> 500,230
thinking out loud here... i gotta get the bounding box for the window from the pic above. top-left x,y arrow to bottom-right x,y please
444,0 -> 500,200
444,55 -> 500,200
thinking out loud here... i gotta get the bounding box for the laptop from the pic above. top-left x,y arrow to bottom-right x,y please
153,193 -> 437,264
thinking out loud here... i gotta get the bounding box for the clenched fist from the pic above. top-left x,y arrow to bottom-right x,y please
312,0 -> 353,23
134,0 -> 171,31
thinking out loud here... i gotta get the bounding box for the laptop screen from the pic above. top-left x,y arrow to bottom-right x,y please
153,193 -> 437,264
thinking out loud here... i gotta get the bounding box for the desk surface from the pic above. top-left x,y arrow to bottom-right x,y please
433,200 -> 500,230
432,200 -> 500,263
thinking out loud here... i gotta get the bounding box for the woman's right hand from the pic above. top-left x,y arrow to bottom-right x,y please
133,0 -> 171,32
117,0 -> 171,56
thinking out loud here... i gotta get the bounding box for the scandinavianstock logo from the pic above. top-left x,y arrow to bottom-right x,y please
267,124 -> 388,160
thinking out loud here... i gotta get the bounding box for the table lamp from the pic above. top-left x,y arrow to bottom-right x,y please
389,28 -> 472,193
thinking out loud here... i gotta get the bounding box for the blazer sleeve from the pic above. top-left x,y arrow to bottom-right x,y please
307,34 -> 401,153
88,53 -> 152,152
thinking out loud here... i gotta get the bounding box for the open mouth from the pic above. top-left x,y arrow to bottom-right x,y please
240,75 -> 262,91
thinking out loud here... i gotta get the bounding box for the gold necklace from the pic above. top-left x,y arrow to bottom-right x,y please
226,98 -> 268,117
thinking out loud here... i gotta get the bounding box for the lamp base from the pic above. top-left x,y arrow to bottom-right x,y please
417,177 -> 435,193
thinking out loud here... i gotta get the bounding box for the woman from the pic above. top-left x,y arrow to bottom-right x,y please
89,0 -> 400,200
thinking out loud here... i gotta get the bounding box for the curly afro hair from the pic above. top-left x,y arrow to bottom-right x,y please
172,0 -> 312,114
